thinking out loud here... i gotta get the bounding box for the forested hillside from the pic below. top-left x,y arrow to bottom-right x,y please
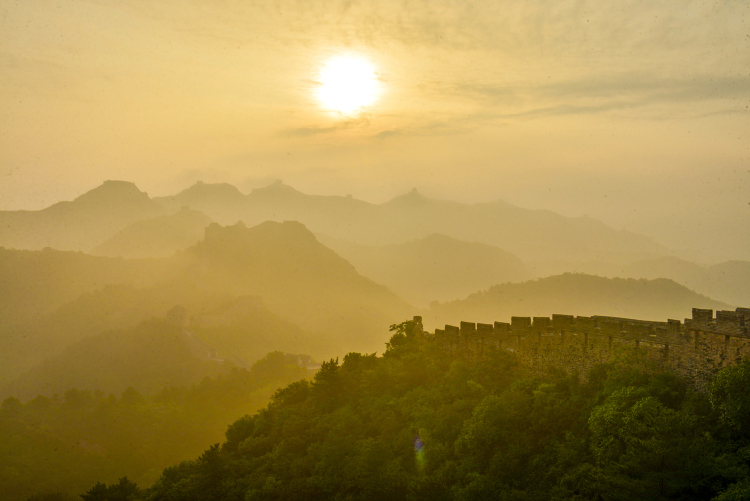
2,309 -> 318,401
1,353 -> 313,501
65,321 -> 750,501
0,220 -> 411,387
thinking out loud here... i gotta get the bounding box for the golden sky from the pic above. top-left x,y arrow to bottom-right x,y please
1,0 -> 749,260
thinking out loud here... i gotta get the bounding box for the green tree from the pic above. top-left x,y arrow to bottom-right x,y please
589,388 -> 716,499
80,477 -> 141,501
711,359 -> 750,437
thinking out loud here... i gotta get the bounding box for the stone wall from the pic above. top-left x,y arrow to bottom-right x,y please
428,307 -> 750,390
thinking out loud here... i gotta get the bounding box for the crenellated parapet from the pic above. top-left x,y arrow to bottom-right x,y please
431,307 -> 750,390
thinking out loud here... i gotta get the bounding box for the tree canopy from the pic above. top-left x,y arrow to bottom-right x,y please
64,323 -> 750,501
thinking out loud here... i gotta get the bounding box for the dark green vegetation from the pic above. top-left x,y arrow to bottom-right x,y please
1,353 -> 312,501
1,181 -> 746,501
67,321 -> 750,501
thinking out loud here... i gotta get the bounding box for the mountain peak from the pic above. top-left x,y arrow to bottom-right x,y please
384,188 -> 432,206
178,181 -> 244,199
189,220 -> 375,290
418,233 -> 460,244
73,180 -> 149,203
54,181 -> 163,215
200,220 -> 317,249
251,180 -> 304,197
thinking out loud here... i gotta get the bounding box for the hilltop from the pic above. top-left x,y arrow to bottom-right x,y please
0,352 -> 314,501
0,221 -> 412,388
178,221 -> 412,351
320,233 -> 531,307
554,256 -> 750,308
0,181 -> 164,251
57,320 -> 750,501
91,206 -> 214,258
425,273 -> 731,327
0,180 -> 669,264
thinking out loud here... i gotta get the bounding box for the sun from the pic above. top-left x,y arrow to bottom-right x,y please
317,55 -> 379,115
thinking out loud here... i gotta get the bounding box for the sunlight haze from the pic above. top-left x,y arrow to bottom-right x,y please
3,3 -> 750,499
1,0 -> 748,258
317,54 -> 380,115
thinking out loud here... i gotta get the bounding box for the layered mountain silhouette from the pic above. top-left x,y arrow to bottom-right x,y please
613,258 -> 750,308
536,256 -> 750,307
426,273 -> 731,328
153,181 -> 246,223
156,181 -> 667,263
0,220 -> 412,392
179,220 -> 412,350
91,206 -> 214,258
0,281 -> 232,385
1,180 -> 668,264
2,180 -> 742,401
319,233 -> 531,307
2,301 -> 321,400
0,247 -> 174,327
0,181 -> 164,251
2,319 -> 231,400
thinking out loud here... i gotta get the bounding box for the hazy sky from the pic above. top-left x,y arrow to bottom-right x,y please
2,0 -> 749,261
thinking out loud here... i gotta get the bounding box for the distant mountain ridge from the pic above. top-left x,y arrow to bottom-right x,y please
426,273 -> 731,328
180,220 -> 412,350
319,233 -> 531,307
2,319 -> 230,400
0,181 -> 164,251
0,220 -> 412,391
538,256 -> 750,308
91,206 -> 214,258
0,180 -> 668,263
159,181 -> 668,263
3,179 -> 745,321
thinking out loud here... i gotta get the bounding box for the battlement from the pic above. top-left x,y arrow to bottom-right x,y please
685,308 -> 749,336
432,307 -> 750,390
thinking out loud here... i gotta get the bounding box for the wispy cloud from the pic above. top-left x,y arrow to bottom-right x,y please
279,116 -> 372,137
416,73 -> 750,124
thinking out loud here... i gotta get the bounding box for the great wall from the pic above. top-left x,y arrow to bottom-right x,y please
418,307 -> 750,390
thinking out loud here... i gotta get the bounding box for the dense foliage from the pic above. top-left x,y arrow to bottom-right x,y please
1,353 -> 312,501
62,321 -> 750,500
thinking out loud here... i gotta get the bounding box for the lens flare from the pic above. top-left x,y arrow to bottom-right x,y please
414,435 -> 425,470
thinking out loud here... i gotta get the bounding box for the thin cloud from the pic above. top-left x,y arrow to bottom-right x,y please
279,117 -> 372,137
420,73 -> 750,121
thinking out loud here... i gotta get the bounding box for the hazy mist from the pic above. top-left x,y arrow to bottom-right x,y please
2,2 -> 750,500
2,0 -> 748,262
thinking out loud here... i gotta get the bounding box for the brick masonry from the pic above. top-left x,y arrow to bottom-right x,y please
424,307 -> 750,390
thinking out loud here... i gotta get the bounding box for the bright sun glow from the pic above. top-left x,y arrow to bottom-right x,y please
317,55 -> 379,114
